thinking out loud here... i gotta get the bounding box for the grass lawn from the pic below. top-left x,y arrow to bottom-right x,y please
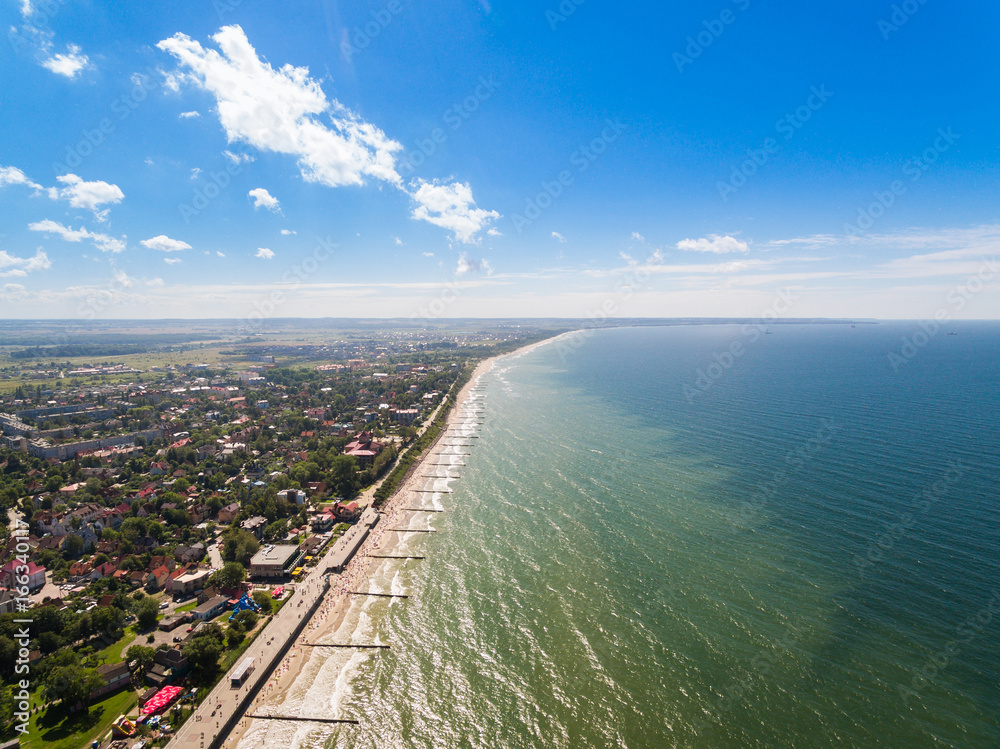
91,627 -> 138,666
20,688 -> 137,749
175,600 -> 199,614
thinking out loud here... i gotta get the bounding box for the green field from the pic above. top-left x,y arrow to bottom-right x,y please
20,688 -> 137,749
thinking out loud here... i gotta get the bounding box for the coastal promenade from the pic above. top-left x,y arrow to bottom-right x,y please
168,549 -> 338,749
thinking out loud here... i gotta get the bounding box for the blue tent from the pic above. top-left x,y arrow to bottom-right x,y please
229,592 -> 262,621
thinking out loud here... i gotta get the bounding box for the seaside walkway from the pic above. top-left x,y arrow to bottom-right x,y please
167,519 -> 364,749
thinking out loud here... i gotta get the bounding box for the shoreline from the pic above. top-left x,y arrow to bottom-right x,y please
223,345 -> 535,747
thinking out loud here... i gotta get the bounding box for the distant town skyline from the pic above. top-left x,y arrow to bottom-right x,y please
1,1 -> 998,319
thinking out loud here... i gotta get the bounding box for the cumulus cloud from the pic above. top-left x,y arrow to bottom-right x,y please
487,228 -> 502,237
455,253 -> 493,277
158,26 -> 402,187
0,248 -> 51,277
410,180 -> 500,244
179,110 -> 201,119
48,174 -> 124,220
552,231 -> 566,243
41,44 -> 90,79
281,229 -> 296,235
394,237 -> 403,246
255,247 -> 274,259
141,235 -> 192,252
248,187 -> 281,212
158,25 -> 498,243
676,234 -> 748,254
28,219 -> 125,253
0,165 -> 43,191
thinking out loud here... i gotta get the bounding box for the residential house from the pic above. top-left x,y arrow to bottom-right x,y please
90,661 -> 131,700
218,502 -> 240,523
191,594 -> 228,621
0,560 -> 46,591
240,516 -> 268,540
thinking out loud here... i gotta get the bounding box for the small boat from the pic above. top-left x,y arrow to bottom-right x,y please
947,331 -> 958,336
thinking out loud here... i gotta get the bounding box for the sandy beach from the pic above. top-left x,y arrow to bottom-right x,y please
223,353 -> 501,748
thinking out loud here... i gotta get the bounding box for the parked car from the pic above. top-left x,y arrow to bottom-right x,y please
159,601 -> 169,609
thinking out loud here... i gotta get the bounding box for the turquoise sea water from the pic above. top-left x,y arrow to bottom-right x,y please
312,323 -> 999,749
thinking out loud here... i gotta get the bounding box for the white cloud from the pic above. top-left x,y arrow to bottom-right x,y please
455,253 -> 493,277
676,234 -> 749,254
158,26 -> 402,188
48,174 -> 124,220
0,283 -> 28,300
487,228 -> 502,237
422,252 -> 434,257
0,165 -> 43,191
159,25 -> 498,243
28,219 -> 126,253
410,180 -> 500,244
0,248 -> 51,277
552,231 -> 566,243
280,229 -> 296,235
41,44 -> 90,79
164,258 -> 182,265
631,231 -> 645,242
394,237 -> 403,246
190,167 -> 201,180
142,235 -> 192,252
179,110 -> 201,119
217,251 -> 226,257
248,187 -> 281,213
223,149 -> 254,165
146,278 -> 165,287
256,247 -> 275,260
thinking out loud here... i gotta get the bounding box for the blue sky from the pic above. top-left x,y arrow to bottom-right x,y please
0,0 -> 998,319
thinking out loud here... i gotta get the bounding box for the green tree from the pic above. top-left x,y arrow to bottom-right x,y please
126,644 -> 156,673
134,596 -> 159,630
208,561 -> 246,590
44,663 -> 104,708
251,591 -> 273,615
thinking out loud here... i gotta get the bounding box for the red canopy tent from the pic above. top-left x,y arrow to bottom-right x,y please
141,685 -> 184,714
